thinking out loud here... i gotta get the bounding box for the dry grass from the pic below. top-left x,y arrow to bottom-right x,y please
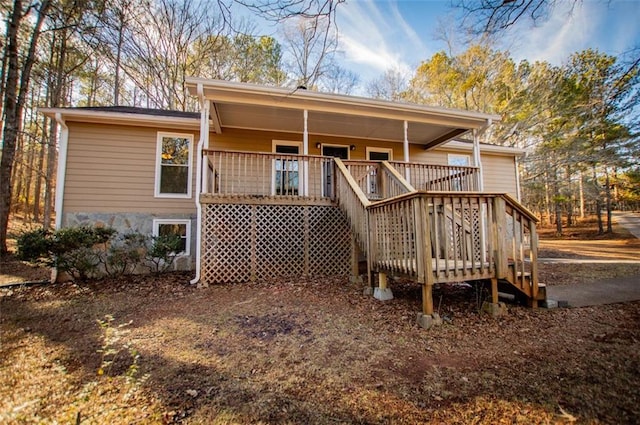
1,275 -> 640,424
1,214 -> 639,424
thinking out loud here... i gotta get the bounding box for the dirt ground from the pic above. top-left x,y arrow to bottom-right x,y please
1,216 -> 639,424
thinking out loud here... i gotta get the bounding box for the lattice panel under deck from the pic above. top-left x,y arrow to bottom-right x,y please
255,205 -> 305,278
308,207 -> 352,276
201,204 -> 253,283
200,203 -> 352,284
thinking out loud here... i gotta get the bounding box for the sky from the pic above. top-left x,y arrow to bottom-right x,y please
331,0 -> 640,84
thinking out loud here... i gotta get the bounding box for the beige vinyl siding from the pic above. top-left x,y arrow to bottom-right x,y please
481,154 -> 518,196
64,122 -> 199,214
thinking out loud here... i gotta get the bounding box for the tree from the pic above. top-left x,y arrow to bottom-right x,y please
366,69 -> 407,101
280,15 -> 336,89
454,0 -> 580,35
1,0 -> 52,255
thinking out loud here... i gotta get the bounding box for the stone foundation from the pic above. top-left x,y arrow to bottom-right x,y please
62,212 -> 196,271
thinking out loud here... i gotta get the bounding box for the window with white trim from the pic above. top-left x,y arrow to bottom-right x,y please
155,132 -> 193,198
447,154 -> 470,166
152,219 -> 191,256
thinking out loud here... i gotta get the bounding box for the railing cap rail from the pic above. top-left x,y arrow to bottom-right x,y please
367,191 -> 539,223
202,148 -> 328,160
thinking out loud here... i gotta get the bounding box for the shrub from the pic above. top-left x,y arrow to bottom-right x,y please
102,233 -> 148,277
17,225 -> 186,280
51,226 -> 117,280
16,228 -> 52,263
145,233 -> 183,273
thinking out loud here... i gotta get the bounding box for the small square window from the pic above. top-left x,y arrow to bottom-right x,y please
152,219 -> 191,256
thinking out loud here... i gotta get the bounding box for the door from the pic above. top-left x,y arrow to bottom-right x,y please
366,148 -> 393,197
273,142 -> 301,195
322,145 -> 349,197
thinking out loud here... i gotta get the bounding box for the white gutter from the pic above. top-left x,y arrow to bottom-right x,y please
190,84 -> 209,286
53,112 -> 69,230
515,156 -> 522,202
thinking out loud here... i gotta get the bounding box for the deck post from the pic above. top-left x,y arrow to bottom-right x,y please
350,236 -> 361,283
374,271 -> 393,301
491,277 -> 499,304
422,283 -> 433,315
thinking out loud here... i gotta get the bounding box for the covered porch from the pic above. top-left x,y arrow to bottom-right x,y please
185,79 -> 542,326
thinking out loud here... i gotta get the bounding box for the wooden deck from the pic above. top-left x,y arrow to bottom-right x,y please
198,150 -> 542,314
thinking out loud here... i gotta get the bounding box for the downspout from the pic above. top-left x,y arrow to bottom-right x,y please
51,112 -> 69,283
515,156 -> 522,202
53,112 -> 69,231
403,120 -> 410,183
473,118 -> 492,192
190,84 -> 209,286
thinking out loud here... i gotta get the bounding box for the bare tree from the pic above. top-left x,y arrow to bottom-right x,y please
281,15 -> 337,89
366,69 -> 407,101
454,0 -> 579,34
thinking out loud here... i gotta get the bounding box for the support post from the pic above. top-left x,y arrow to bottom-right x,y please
403,120 -> 411,183
302,109 -> 309,196
373,271 -> 393,301
491,277 -> 499,304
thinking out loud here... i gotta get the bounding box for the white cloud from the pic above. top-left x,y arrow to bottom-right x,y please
506,0 -> 638,64
335,1 -> 418,80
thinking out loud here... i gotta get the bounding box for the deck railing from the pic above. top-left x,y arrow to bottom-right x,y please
203,149 -> 334,199
367,192 -> 539,303
390,162 -> 480,192
342,160 -> 415,200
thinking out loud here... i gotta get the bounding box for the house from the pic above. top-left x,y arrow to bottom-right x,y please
41,78 -> 543,328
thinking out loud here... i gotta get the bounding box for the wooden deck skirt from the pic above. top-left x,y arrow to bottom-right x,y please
200,195 -> 353,284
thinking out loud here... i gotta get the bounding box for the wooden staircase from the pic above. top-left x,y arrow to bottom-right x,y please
333,158 -> 546,315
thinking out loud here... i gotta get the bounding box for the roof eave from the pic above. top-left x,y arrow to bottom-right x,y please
38,108 -> 201,129
185,78 -> 501,129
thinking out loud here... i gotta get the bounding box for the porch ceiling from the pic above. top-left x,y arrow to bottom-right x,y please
187,78 -> 501,149
214,102 -> 467,146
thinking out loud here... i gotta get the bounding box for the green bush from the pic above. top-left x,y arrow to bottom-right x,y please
16,225 -> 186,280
145,234 -> 183,273
16,228 -> 52,263
103,233 -> 148,277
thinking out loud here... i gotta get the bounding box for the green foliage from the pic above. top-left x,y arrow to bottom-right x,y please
16,225 -> 186,281
51,226 -> 116,280
102,233 -> 148,277
16,228 -> 52,263
145,233 -> 183,273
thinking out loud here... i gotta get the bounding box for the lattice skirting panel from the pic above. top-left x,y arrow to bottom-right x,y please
201,203 -> 352,284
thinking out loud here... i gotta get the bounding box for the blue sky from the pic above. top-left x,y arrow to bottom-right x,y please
333,0 -> 640,83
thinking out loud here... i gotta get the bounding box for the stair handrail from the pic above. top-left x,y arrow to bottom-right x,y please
379,161 -> 416,197
499,194 -> 540,304
334,158 -> 371,252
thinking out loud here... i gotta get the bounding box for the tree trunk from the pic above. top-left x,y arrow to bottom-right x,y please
605,168 -> 612,234
33,130 -> 46,222
578,171 -> 585,219
0,0 -> 51,254
43,28 -> 67,230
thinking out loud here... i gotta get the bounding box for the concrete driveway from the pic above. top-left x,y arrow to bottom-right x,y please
545,211 -> 640,307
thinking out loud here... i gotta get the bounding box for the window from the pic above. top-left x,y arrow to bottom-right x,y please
366,147 -> 393,161
447,154 -> 470,166
447,154 -> 471,191
152,219 -> 191,256
155,132 -> 193,198
272,141 -> 302,196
